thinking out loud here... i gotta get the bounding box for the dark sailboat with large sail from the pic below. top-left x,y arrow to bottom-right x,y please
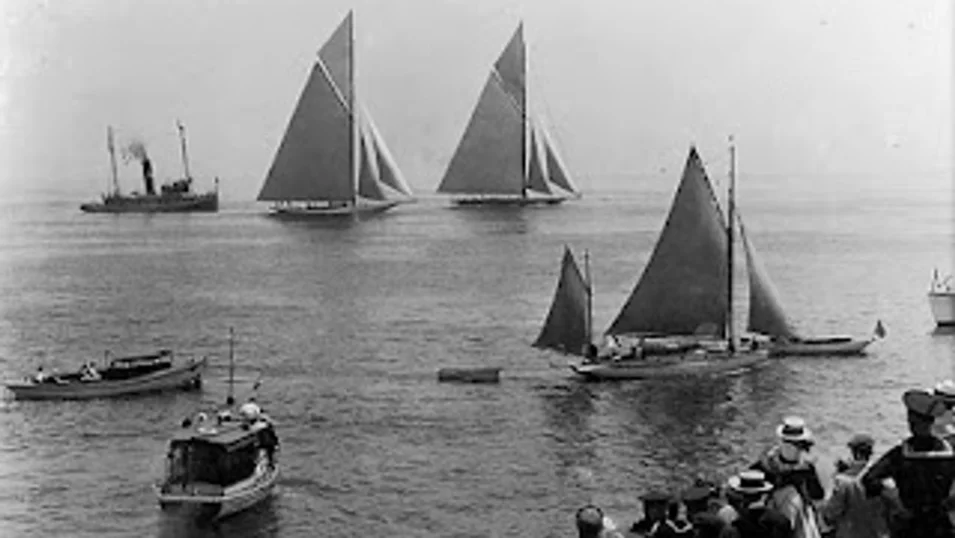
535,141 -> 768,380
436,22 -> 581,206
257,11 -> 414,218
739,213 -> 884,357
80,123 -> 219,214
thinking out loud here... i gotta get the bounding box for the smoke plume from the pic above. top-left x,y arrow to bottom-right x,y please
122,140 -> 150,164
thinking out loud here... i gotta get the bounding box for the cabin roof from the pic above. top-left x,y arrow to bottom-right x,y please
110,350 -> 172,364
171,417 -> 270,449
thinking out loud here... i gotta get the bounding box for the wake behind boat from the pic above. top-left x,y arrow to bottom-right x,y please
256,11 -> 414,219
80,123 -> 219,214
156,329 -> 279,523
534,140 -> 768,381
436,22 -> 581,207
4,349 -> 205,401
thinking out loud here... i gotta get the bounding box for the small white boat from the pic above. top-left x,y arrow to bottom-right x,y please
4,351 -> 205,401
156,329 -> 279,522
929,270 -> 955,327
156,410 -> 279,522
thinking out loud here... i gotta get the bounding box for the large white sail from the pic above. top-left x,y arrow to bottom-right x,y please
539,123 -> 579,195
364,109 -> 414,198
526,127 -> 551,195
436,25 -> 526,196
257,14 -> 355,202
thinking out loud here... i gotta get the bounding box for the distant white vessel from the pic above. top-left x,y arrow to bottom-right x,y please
436,22 -> 581,206
257,11 -> 414,218
929,269 -> 955,327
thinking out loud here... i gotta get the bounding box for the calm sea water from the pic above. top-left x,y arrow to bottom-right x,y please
0,180 -> 952,537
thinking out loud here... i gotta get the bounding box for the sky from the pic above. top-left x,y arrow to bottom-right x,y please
0,0 -> 951,200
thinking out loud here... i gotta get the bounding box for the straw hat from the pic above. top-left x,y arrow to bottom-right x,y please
727,470 -> 773,495
776,416 -> 814,444
935,380 -> 955,405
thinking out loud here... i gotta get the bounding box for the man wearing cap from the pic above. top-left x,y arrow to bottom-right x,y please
822,433 -> 890,538
751,416 -> 825,537
861,389 -> 955,537
630,491 -> 671,535
721,470 -> 792,538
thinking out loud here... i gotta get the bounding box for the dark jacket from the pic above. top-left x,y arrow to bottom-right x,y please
861,435 -> 955,537
718,504 -> 793,538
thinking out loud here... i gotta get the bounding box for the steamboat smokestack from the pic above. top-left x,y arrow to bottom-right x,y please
142,157 -> 155,195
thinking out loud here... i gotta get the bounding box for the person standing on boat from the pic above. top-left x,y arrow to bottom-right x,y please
821,433 -> 890,538
239,397 -> 262,421
33,366 -> 47,383
861,388 -> 955,537
750,416 -> 825,537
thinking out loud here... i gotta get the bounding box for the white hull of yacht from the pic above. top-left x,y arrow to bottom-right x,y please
768,337 -> 873,357
570,350 -> 768,380
929,292 -> 955,327
158,464 -> 279,522
267,200 -> 399,218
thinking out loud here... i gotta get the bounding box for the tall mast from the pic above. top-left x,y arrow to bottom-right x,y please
584,249 -> 593,344
349,11 -> 357,207
107,126 -> 119,194
176,120 -> 191,180
227,327 -> 235,405
520,21 -> 528,200
727,135 -> 737,353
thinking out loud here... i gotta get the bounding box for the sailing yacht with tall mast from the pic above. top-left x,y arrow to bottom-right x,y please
535,140 -> 768,380
257,11 -> 414,218
436,22 -> 581,206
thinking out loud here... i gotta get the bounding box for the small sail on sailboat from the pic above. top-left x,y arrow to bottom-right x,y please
436,22 -> 581,206
738,208 -> 884,357
257,11 -> 413,218
535,142 -> 768,380
533,246 -> 593,356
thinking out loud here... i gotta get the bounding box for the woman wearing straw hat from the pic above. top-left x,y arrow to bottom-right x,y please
721,470 -> 791,538
751,416 -> 825,538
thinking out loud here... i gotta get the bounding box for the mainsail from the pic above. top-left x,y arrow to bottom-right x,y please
257,11 -> 411,205
436,22 -> 578,200
534,246 -> 591,355
607,147 -> 729,336
738,213 -> 799,338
